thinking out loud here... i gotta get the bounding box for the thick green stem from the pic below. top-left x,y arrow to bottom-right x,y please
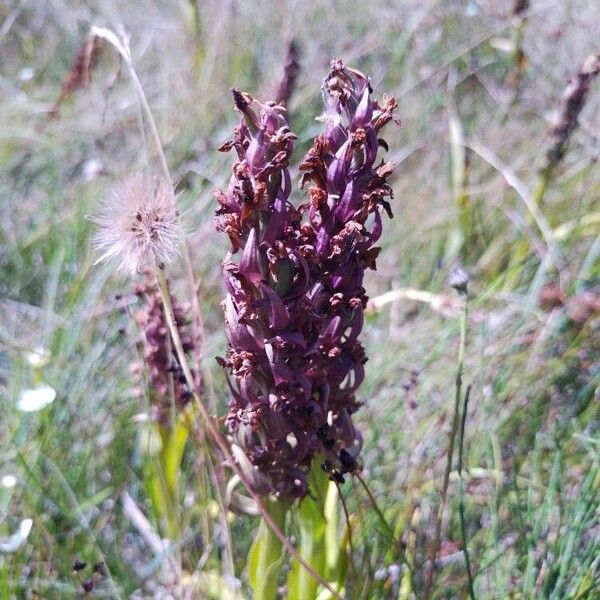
138,383 -> 180,540
287,463 -> 329,600
248,499 -> 289,600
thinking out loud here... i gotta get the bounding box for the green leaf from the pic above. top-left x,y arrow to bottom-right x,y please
163,415 -> 189,499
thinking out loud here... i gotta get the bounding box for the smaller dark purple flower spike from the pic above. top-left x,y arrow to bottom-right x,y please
133,275 -> 200,424
215,62 -> 399,498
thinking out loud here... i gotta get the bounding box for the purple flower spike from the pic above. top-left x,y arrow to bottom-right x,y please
215,62 -> 399,498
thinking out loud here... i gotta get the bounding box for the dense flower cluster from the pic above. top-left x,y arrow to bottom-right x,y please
215,60 -> 399,498
133,276 -> 199,424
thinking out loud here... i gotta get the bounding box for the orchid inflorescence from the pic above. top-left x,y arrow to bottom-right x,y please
215,60 -> 399,498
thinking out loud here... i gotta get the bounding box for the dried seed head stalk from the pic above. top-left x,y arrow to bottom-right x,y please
512,0 -> 529,16
133,273 -> 200,424
275,41 -> 300,106
91,174 -> 180,277
544,51 -> 600,173
215,61 -> 398,498
50,35 -> 103,118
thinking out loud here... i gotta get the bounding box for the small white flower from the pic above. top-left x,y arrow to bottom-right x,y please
23,346 -> 49,368
16,385 -> 56,412
0,519 -> 33,553
82,157 -> 104,181
1,475 -> 17,489
18,67 -> 35,82
91,174 -> 180,277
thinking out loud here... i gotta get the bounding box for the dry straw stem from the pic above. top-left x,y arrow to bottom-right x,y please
367,287 -> 461,317
90,26 -> 170,182
121,489 -> 182,583
446,68 -> 472,259
467,140 -> 562,295
467,141 -> 557,260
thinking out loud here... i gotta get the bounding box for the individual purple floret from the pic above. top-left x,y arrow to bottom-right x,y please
215,61 -> 399,498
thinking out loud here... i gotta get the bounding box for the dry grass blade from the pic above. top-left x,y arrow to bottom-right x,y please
467,140 -> 559,265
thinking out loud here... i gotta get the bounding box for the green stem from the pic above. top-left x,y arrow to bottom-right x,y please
143,423 -> 179,540
425,288 -> 468,599
248,499 -> 289,600
503,168 -> 551,290
287,463 -> 329,600
334,481 -> 355,586
458,385 -> 476,600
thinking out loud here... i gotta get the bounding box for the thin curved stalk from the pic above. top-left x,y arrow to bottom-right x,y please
91,26 -> 212,411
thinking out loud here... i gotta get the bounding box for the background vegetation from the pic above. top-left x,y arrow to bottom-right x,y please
0,0 -> 598,598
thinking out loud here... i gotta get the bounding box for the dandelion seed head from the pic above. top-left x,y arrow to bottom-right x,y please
91,174 -> 179,277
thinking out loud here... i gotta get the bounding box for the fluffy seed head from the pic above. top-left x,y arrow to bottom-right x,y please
91,174 -> 179,277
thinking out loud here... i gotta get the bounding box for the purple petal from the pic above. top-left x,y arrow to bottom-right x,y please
259,283 -> 291,330
351,87 -> 373,129
239,227 -> 262,283
264,341 -> 294,385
